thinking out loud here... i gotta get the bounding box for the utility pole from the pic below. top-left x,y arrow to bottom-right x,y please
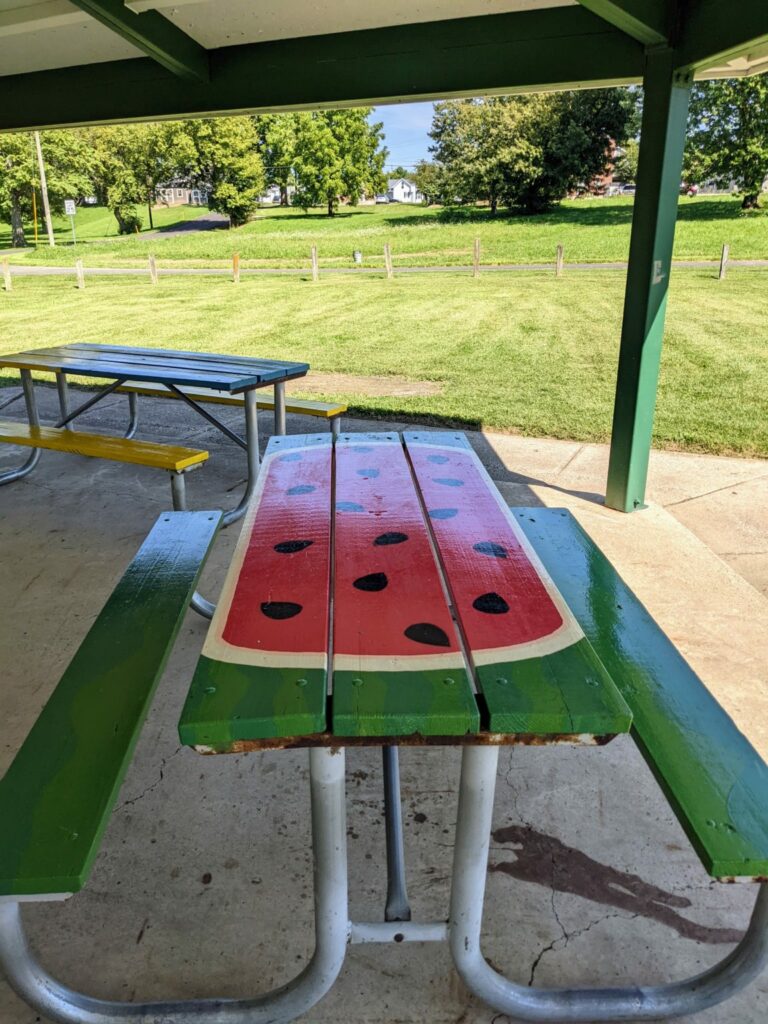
33,131 -> 55,247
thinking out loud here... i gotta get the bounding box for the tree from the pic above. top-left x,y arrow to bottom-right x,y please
412,160 -> 446,204
184,117 -> 265,226
428,90 -> 636,213
257,114 -> 299,205
293,109 -> 387,215
389,164 -> 411,179
613,139 -> 639,184
684,76 -> 768,209
88,122 -> 195,233
0,130 -> 94,246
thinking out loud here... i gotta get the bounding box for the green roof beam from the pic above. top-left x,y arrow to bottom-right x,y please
577,0 -> 671,46
0,7 -> 643,132
68,0 -> 209,82
675,0 -> 768,72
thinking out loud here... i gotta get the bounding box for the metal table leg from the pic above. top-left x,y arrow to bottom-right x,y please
382,746 -> 412,922
124,392 -> 138,439
0,370 -> 41,486
0,747 -> 349,1024
170,470 -> 216,619
55,372 -> 72,431
448,745 -> 768,1021
274,381 -> 287,436
222,389 -> 260,527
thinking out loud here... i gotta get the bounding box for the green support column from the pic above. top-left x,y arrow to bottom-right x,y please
605,48 -> 692,512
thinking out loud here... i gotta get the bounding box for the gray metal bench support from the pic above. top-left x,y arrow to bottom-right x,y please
448,744 -> 768,1022
0,748 -> 349,1024
0,370 -> 40,485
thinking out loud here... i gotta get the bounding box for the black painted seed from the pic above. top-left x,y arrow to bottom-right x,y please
357,467 -> 379,478
274,540 -> 314,554
404,622 -> 451,647
353,572 -> 388,592
337,501 -> 365,512
427,454 -> 449,464
261,601 -> 303,620
287,484 -> 315,496
373,531 -> 408,546
473,592 -> 510,615
433,477 -> 464,487
473,541 -> 508,559
429,508 -> 458,520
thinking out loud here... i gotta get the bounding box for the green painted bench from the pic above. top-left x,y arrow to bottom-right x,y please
0,510 -> 221,900
117,380 -> 347,436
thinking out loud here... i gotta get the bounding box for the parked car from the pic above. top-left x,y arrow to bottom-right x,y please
620,184 -> 637,195
375,194 -> 390,204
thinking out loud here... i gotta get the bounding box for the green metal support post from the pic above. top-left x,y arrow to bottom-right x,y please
605,48 -> 692,513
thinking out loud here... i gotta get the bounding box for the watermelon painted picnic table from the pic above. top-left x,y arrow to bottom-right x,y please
181,430 -> 632,749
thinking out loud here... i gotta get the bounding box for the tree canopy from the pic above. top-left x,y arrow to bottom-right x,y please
292,109 -> 387,215
428,90 -> 636,213
684,76 -> 768,209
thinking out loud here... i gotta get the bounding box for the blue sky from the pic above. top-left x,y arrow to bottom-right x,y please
372,102 -> 435,171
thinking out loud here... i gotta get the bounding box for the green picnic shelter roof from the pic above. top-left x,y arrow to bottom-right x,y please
1,1 -> 767,133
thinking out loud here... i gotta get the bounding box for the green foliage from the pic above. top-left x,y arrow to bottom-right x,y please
293,110 -> 387,215
389,165 -> 411,179
429,90 -> 637,213
412,161 -> 446,204
256,114 -> 299,204
0,130 -> 94,246
614,139 -> 639,184
182,117 -> 265,226
685,77 -> 768,209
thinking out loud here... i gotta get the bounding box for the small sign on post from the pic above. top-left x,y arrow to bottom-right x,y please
2,260 -> 12,292
233,252 -> 241,284
555,243 -> 564,277
473,238 -> 480,278
64,199 -> 77,246
75,258 -> 85,290
719,243 -> 729,281
311,245 -> 319,282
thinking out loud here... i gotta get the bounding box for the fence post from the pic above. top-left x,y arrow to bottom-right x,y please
384,243 -> 394,279
2,261 -> 11,292
148,255 -> 158,285
555,243 -> 564,277
718,243 -> 729,281
75,259 -> 85,290
311,245 -> 319,282
473,238 -> 480,278
233,252 -> 240,284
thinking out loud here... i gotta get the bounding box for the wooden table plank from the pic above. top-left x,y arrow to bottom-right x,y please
179,434 -> 332,746
404,432 -> 632,737
0,511 -> 221,898
331,433 -> 479,737
516,507 -> 768,879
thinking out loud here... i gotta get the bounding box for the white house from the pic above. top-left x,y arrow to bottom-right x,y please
386,178 -> 424,203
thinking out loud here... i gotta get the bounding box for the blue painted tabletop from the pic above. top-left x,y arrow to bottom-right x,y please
0,343 -> 309,393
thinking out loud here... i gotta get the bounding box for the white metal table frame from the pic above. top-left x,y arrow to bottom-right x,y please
1,745 -> 766,1024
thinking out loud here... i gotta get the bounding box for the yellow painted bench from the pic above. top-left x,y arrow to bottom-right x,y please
117,380 -> 347,436
0,419 -> 208,472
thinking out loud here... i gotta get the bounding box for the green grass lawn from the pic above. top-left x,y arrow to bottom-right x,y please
0,204 -> 206,250
4,196 -> 767,267
1,270 -> 766,458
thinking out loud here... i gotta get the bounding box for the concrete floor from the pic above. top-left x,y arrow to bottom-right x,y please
1,387 -> 767,1023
